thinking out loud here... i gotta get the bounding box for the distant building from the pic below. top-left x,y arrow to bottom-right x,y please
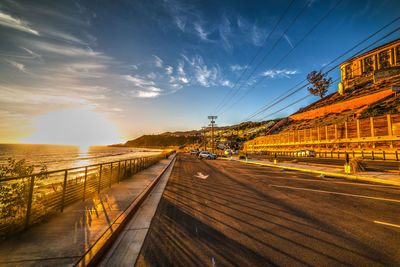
339,38 -> 400,94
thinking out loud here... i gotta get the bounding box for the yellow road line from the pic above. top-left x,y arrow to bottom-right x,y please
374,220 -> 400,228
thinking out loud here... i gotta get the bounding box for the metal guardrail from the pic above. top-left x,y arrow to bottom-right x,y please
0,151 -> 174,239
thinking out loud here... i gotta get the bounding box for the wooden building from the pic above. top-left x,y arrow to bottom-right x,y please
339,38 -> 400,94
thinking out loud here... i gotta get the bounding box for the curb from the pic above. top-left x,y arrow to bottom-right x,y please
219,157 -> 400,187
74,154 -> 177,267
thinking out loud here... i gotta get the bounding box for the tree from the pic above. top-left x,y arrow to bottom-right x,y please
307,70 -> 332,98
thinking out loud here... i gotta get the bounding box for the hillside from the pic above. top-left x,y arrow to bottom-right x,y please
122,119 -> 277,148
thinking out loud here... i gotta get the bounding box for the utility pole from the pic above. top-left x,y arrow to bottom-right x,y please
208,116 -> 217,154
201,126 -> 207,151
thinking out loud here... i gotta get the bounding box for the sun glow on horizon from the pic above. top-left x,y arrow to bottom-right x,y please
21,107 -> 124,147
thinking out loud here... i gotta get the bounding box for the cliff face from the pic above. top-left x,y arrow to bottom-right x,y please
124,135 -> 201,148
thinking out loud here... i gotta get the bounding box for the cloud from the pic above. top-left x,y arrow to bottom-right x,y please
194,23 -> 209,41
283,34 -> 294,49
230,64 -> 244,71
165,66 -> 173,75
218,15 -> 233,51
177,61 -> 185,75
0,11 -> 39,35
178,77 -> 189,83
20,47 -> 41,59
175,16 -> 186,31
152,55 -> 163,67
124,75 -> 155,87
262,69 -> 298,78
221,80 -> 233,87
237,16 -> 267,47
147,72 -> 156,79
6,60 -> 26,72
137,91 -> 160,98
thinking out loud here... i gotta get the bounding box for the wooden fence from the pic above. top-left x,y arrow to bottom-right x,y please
245,114 -> 400,152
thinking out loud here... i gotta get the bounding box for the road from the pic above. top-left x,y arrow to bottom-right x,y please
251,154 -> 400,172
136,153 -> 400,266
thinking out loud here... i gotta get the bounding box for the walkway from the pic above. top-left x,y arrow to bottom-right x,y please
0,157 -> 174,267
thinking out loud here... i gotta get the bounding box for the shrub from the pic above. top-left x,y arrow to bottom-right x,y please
349,158 -> 366,173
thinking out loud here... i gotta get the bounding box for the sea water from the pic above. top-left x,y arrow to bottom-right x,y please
0,144 -> 162,172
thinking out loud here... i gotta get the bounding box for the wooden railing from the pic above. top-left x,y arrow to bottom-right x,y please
245,114 -> 400,151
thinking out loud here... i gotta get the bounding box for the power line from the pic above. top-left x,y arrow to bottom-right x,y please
219,0 -> 343,115
242,23 -> 400,122
216,0 -> 310,114
214,0 -> 296,113
245,15 -> 400,122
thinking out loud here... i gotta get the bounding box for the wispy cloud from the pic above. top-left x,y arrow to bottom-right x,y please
194,23 -> 209,41
137,91 -> 160,98
165,66 -> 173,75
283,34 -> 294,49
0,11 -> 39,35
230,64 -> 245,71
153,55 -> 163,67
6,59 -> 26,73
124,75 -> 155,87
262,69 -> 298,78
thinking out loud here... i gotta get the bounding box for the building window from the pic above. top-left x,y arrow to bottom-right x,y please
396,45 -> 400,64
345,65 -> 352,79
363,56 -> 374,74
378,49 -> 390,69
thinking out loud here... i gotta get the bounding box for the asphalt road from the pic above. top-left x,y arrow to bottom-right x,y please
250,155 -> 400,172
136,153 -> 400,266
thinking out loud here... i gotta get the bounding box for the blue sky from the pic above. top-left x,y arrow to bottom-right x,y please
0,0 -> 399,144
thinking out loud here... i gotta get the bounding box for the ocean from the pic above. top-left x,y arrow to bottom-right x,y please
0,144 -> 162,172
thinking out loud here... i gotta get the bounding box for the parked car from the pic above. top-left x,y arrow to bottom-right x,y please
199,151 -> 217,159
294,150 -> 315,157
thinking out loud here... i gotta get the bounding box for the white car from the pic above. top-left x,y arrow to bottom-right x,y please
199,151 -> 217,159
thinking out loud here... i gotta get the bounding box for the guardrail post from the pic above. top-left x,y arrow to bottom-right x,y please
83,167 -> 88,201
371,151 -> 374,160
361,150 -> 364,159
370,117 -> 375,137
98,164 -> 102,194
129,160 -> 132,174
25,175 -> 35,230
61,170 -> 68,212
396,151 -> 399,161
330,151 -> 333,158
110,163 -> 113,188
382,151 -> 385,160
352,151 -> 355,158
117,161 -> 121,183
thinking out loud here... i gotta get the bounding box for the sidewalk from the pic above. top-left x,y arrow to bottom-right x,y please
0,157 -> 174,267
222,157 -> 400,186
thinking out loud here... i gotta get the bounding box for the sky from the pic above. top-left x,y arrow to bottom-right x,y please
0,0 -> 399,145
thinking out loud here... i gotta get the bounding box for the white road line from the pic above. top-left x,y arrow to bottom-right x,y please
374,220 -> 400,228
250,174 -> 400,189
269,184 -> 400,203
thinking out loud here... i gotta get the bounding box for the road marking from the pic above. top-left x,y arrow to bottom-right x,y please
247,173 -> 400,189
270,184 -> 400,203
194,172 -> 209,179
374,220 -> 400,228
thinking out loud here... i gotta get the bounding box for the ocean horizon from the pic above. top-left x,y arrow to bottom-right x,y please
0,143 -> 162,172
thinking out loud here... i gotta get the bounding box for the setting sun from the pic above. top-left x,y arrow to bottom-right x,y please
21,107 -> 124,147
